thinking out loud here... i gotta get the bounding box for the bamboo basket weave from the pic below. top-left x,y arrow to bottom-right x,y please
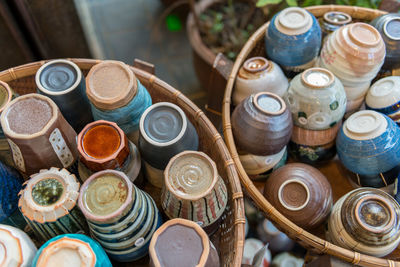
221,5 -> 400,267
0,58 -> 245,267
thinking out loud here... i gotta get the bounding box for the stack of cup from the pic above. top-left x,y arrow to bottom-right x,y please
78,170 -> 162,262
285,67 -> 346,164
77,120 -> 142,183
319,22 -> 386,114
139,102 -> 199,188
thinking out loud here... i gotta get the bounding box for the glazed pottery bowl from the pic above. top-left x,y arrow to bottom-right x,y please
285,67 -> 346,130
139,102 -> 199,170
233,57 -> 289,105
328,188 -> 400,257
370,13 -> 400,70
336,110 -> 400,176
319,11 -> 352,38
232,92 -> 292,156
265,7 -> 321,71
263,163 -> 333,229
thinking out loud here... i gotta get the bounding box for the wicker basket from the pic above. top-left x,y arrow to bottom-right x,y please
221,5 -> 400,267
0,58 -> 245,267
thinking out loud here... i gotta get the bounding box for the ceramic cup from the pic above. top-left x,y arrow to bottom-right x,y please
370,13 -> 400,70
336,110 -> 400,176
36,59 -> 93,132
18,168 -> 88,242
139,102 -> 199,187
242,239 -> 271,266
0,224 -> 37,266
256,219 -> 295,253
161,151 -> 228,233
233,57 -> 289,106
285,67 -> 346,130
32,234 -> 112,267
328,188 -> 400,257
0,81 -> 17,167
86,60 -> 152,144
272,252 -> 304,267
78,170 -> 162,262
149,218 -> 220,267
366,76 -> 400,125
77,120 -> 141,183
232,92 -> 292,156
319,11 -> 352,41
0,93 -> 78,175
265,7 -> 321,74
263,163 -> 333,229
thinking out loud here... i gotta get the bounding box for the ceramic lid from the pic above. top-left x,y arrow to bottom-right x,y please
86,60 -> 137,110
35,237 -> 96,267
323,11 -> 352,25
348,23 -> 381,47
343,110 -> 388,140
18,168 -> 79,223
78,170 -> 133,223
366,76 -> 400,108
165,151 -> 217,200
278,179 -> 310,211
275,7 -> 313,35
36,59 -> 81,95
140,102 -> 187,147
0,81 -> 13,114
253,92 -> 286,116
149,218 -> 210,267
301,68 -> 334,89
242,57 -> 271,73
78,120 -> 129,171
383,17 -> 400,41
1,94 -> 58,139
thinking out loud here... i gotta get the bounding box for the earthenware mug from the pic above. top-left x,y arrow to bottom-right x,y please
265,7 -> 321,74
319,11 -> 352,40
263,163 -> 333,229
336,110 -> 400,176
232,92 -> 292,156
233,56 -> 289,105
0,93 -> 78,175
328,188 -> 400,257
149,218 -> 220,267
36,59 -> 93,132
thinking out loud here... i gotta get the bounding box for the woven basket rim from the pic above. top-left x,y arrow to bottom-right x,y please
221,5 -> 398,267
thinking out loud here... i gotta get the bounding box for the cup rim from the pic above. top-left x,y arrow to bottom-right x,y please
253,92 -> 286,116
383,17 -> 400,41
323,11 -> 352,25
301,67 -> 335,89
348,23 -> 381,48
278,178 -> 310,211
243,57 -> 271,73
0,81 -> 13,114
276,7 -> 312,35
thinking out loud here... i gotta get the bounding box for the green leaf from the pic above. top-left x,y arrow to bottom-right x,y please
211,22 -> 224,33
285,0 -> 298,6
256,0 -> 284,7
301,0 -> 322,7
166,14 -> 182,32
355,0 -> 372,7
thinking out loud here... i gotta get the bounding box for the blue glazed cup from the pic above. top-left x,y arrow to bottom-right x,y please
336,110 -> 400,176
265,7 -> 321,73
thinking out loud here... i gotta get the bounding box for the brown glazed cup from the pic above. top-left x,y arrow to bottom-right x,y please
263,163 -> 333,229
0,94 -> 78,175
232,92 -> 293,156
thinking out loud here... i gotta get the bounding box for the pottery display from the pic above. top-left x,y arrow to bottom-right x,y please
263,163 -> 333,229
139,102 -> 199,187
285,67 -> 346,130
18,168 -> 88,242
35,59 -> 93,132
256,219 -> 295,253
161,151 -> 228,234
86,60 -> 152,144
0,93 -> 78,175
232,92 -> 292,156
319,11 -> 352,40
32,234 -> 112,267
77,120 -> 141,183
365,76 -> 400,125
265,7 -> 321,74
149,218 -> 220,267
328,188 -> 400,257
370,13 -> 400,70
0,224 -> 37,267
271,252 -> 304,267
242,238 -> 271,266
78,170 -> 162,262
336,110 -> 400,176
233,56 -> 289,105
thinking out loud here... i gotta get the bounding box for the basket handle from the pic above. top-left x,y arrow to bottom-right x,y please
133,59 -> 155,75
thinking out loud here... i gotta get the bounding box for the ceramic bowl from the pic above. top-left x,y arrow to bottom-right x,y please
336,110 -> 400,176
319,11 -> 352,39
232,92 -> 292,156
233,57 -> 289,105
242,239 -> 271,266
32,234 -> 112,267
263,163 -> 333,229
328,188 -> 400,257
256,219 -> 295,253
139,102 -> 199,170
285,67 -> 346,130
265,7 -> 321,72
370,13 -> 400,70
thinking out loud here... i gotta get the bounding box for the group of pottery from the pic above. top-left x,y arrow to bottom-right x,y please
0,59 -> 228,266
232,6 -> 400,259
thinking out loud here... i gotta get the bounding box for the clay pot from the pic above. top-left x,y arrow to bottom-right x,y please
263,163 -> 333,229
232,92 -> 292,156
